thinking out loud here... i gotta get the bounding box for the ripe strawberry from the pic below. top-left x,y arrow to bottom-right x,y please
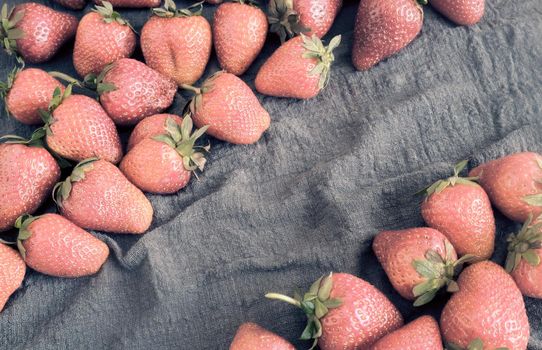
230,322 -> 295,350
0,242 -> 25,312
14,213 -> 109,278
94,0 -> 161,8
53,0 -> 88,10
370,315 -> 442,350
120,115 -> 209,194
469,152 -> 542,222
505,216 -> 542,298
1,67 -> 64,125
255,34 -> 341,99
213,0 -> 267,75
430,0 -> 484,26
440,261 -> 529,350
127,114 -> 183,151
183,71 -> 270,144
421,160 -> 496,260
54,158 -> 153,234
73,1 -> 136,78
268,0 -> 342,40
352,0 -> 423,71
373,227 -> 473,306
0,3 -> 78,63
266,273 -> 403,350
0,141 -> 60,232
141,0 -> 212,86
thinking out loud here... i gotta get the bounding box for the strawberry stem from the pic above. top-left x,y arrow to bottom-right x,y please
180,84 -> 201,95
265,293 -> 302,307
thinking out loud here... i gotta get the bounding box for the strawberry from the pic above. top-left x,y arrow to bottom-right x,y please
352,0 -> 423,71
266,272 -> 403,350
73,1 -> 136,78
429,0 -> 484,26
1,67 -> 64,125
94,0 -> 161,8
370,315 -> 442,350
469,152 -> 542,223
183,71 -> 270,144
440,261 -> 530,350
230,322 -> 295,350
14,213 -> 109,278
54,158 -> 153,234
505,215 -> 542,298
255,34 -> 341,99
0,242 -> 25,312
421,160 -> 496,260
127,113 -> 183,151
213,0 -> 267,76
373,227 -> 473,306
141,0 -> 212,86
0,3 -> 78,63
120,115 -> 209,194
0,141 -> 60,232
53,0 -> 88,10
268,0 -> 342,40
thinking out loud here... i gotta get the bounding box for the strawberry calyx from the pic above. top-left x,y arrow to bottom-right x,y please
83,63 -> 117,95
0,4 -> 25,63
38,84 -> 74,137
267,0 -> 309,43
505,214 -> 542,273
265,273 -> 343,350
152,115 -> 210,173
181,71 -> 220,115
521,156 -> 542,207
93,1 -> 136,32
14,213 -> 41,259
301,34 -> 341,90
412,240 -> 476,306
446,338 -> 510,350
421,160 -> 479,199
232,0 -> 259,7
0,65 -> 21,115
152,0 -> 203,18
52,157 -> 98,207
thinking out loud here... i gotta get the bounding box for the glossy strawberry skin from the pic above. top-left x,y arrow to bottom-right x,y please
73,12 -> 136,78
127,114 -> 183,151
230,322 -> 295,350
370,316 -> 443,350
352,0 -> 423,71
193,72 -> 270,144
13,3 -> 78,63
53,0 -> 88,10
141,15 -> 212,86
255,36 -> 321,99
6,68 -> 64,125
60,160 -> 153,234
0,144 -> 60,232
0,243 -> 25,312
440,261 -> 529,350
295,0 -> 342,38
23,214 -> 109,278
213,2 -> 267,76
318,273 -> 403,350
373,228 -> 456,300
46,94 -> 123,164
511,247 -> 542,298
94,0 -> 160,8
430,0 -> 484,26
421,183 -> 495,260
469,152 -> 542,222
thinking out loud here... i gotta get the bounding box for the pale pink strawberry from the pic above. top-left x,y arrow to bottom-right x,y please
127,114 -> 183,151
430,0 -> 484,26
0,242 -> 25,312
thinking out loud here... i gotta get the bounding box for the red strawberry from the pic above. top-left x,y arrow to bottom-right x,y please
53,0 -> 88,10
54,158 -> 153,234
0,141 -> 60,232
352,0 -> 423,71
230,322 -> 295,350
421,160 -> 496,260
0,242 -> 25,312
373,227 -> 473,306
255,34 -> 341,99
469,152 -> 542,222
430,0 -> 484,26
266,273 -> 403,350
127,113 -> 183,151
505,216 -> 542,299
440,261 -> 530,350
0,3 -> 78,63
73,1 -> 136,78
213,0 -> 267,76
183,71 -> 270,144
120,115 -> 209,194
370,315 -> 443,350
95,0 -> 161,8
15,213 -> 109,278
141,0 -> 212,86
1,67 -> 64,125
